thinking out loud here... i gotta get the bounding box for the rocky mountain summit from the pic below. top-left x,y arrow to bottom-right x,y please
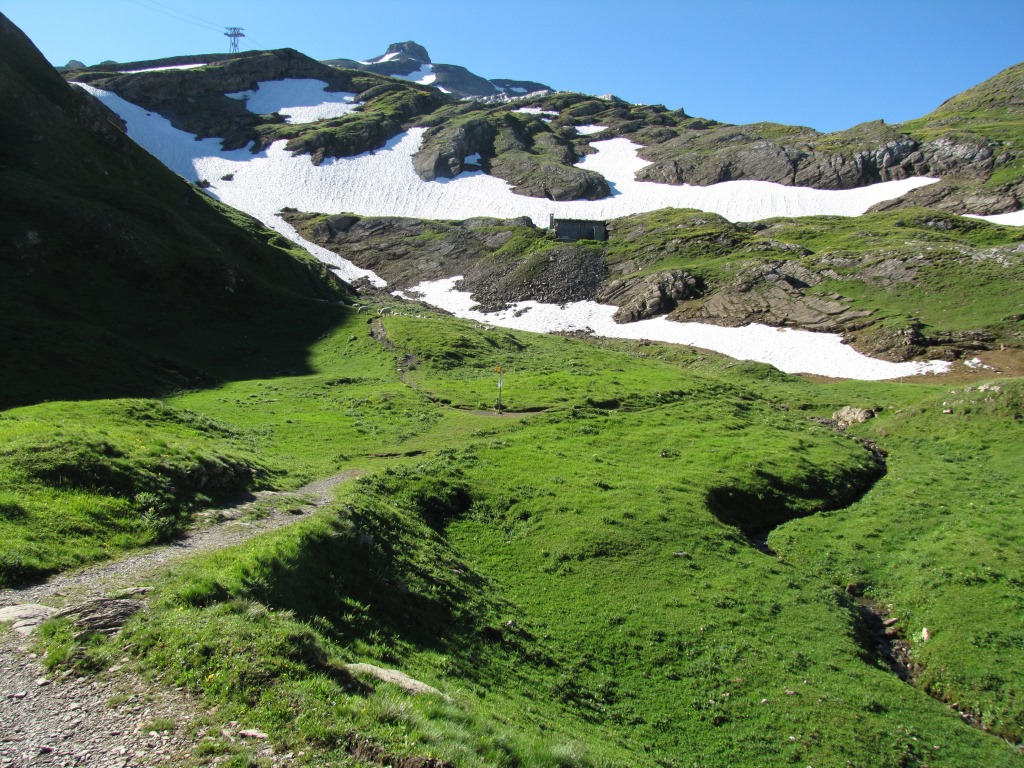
324,41 -> 552,99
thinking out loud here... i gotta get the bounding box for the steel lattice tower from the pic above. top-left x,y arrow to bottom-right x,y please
224,27 -> 245,54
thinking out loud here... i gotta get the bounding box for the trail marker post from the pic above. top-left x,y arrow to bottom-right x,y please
495,366 -> 504,411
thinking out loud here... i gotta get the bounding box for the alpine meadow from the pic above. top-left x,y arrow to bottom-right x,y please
1,10 -> 1023,768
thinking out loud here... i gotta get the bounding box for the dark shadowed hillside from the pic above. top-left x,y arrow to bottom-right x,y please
0,12 -> 351,409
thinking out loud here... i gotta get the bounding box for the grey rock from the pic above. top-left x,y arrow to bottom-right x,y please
598,270 -> 701,322
672,261 -> 872,332
833,407 -> 875,426
344,663 -> 443,696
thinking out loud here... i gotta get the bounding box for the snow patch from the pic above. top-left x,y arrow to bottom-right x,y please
121,63 -> 207,74
464,153 -> 482,165
225,79 -> 359,123
575,125 -> 607,136
514,107 -> 559,116
967,210 -> 1024,227
964,357 -> 996,370
397,278 -> 951,380
392,64 -> 436,85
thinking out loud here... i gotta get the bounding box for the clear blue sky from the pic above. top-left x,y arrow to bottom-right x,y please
5,0 -> 1023,133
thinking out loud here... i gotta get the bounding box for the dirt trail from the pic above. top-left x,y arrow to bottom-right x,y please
0,470 -> 361,609
0,470 -> 361,768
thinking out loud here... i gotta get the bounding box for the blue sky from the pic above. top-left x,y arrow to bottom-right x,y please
5,0 -> 1023,132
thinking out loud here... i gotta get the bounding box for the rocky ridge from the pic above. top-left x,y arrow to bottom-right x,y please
323,41 -> 552,100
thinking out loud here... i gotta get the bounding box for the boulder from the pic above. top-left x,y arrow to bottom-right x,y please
598,270 -> 701,322
833,406 -> 875,427
52,597 -> 146,636
344,663 -> 444,696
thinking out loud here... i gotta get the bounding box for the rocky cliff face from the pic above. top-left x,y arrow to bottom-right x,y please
632,120 -> 1009,212
627,63 -> 1024,216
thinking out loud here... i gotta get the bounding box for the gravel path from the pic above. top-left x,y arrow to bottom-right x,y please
0,470 -> 361,767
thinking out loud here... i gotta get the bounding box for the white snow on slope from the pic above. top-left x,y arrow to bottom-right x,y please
576,124 -> 607,135
967,210 -> 1024,227
398,278 -> 951,380
121,63 -> 207,74
76,82 -> 958,379
393,64 -> 436,85
78,84 -> 940,230
226,79 -> 359,123
514,107 -> 559,116
74,83 -> 381,285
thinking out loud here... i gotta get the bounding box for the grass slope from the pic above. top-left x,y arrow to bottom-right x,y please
16,311 -> 1023,767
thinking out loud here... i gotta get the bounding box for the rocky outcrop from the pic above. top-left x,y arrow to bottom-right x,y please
598,270 -> 701,322
71,49 -> 449,162
413,108 -> 611,200
670,261 -> 873,332
628,64 -> 1024,215
488,114 -> 610,200
413,118 -> 496,180
345,663 -> 444,697
869,177 -> 1024,216
286,212 -> 540,288
72,48 -> 346,145
834,407 -> 875,427
490,152 -> 611,200
635,128 -> 1002,192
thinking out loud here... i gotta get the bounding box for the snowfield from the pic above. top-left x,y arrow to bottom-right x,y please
968,210 -> 1024,227
75,81 -> 963,378
392,64 -> 436,85
78,82 -> 942,230
121,63 -> 208,74
397,278 -> 951,380
226,79 -> 359,123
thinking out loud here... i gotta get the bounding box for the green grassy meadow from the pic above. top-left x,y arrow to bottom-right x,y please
6,302 -> 1022,767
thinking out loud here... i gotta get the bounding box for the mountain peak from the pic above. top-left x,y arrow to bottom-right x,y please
384,41 -> 430,64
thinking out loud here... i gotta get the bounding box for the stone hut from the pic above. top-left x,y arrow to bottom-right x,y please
549,216 -> 608,242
